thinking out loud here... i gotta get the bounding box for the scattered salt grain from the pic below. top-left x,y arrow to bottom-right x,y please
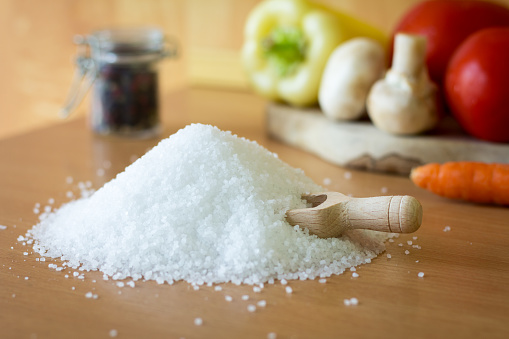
413,236 -> 418,240
24,277 -> 29,280
350,267 -> 356,272
96,169 -> 105,177
318,278 -> 326,283
109,329 -> 118,338
66,176 -> 73,184
352,272 -> 359,278
193,285 -> 200,291
48,198 -> 55,205
444,226 -> 451,232
386,254 -> 391,259
23,252 -> 28,256
253,286 -> 261,293
398,243 -> 403,247
85,292 -> 93,298
66,191 -> 74,199
267,332 -> 277,339
323,178 -> 331,185
22,124 -> 391,285
388,239 -> 394,243
418,272 -> 425,278
344,172 -> 352,180
405,250 -> 410,255
126,281 -> 135,288
247,304 -> 256,312
73,272 -> 79,277
381,187 -> 388,194
285,286 -> 293,294
194,318 -> 203,326
257,300 -> 267,307
116,282 -> 125,288
214,286 -> 222,291
0,225 -> 7,230
225,295 -> 233,302
344,297 -> 358,306
241,295 -> 249,301
407,241 -> 412,245
280,279 -> 288,285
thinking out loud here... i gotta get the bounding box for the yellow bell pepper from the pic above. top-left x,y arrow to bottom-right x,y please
241,0 -> 387,107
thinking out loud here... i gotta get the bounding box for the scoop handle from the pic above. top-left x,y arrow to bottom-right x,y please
344,195 -> 422,233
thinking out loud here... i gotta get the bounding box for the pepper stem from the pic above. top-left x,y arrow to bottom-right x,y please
262,26 -> 306,77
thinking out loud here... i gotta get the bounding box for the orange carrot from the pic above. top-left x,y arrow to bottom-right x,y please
410,162 -> 509,205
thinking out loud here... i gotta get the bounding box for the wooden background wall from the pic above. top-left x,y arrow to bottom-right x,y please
1,0 -> 509,138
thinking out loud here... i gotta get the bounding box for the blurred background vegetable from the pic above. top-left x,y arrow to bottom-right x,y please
318,38 -> 385,121
411,162 -> 509,205
445,27 -> 509,143
367,33 -> 439,135
392,0 -> 509,88
241,0 -> 386,107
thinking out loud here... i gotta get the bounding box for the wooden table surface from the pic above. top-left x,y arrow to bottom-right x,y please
1,88 -> 509,339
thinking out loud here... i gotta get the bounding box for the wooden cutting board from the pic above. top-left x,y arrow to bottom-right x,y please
267,103 -> 509,175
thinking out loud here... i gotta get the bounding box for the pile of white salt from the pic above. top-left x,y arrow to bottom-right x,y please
25,124 -> 389,285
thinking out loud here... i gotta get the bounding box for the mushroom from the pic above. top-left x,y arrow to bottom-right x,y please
367,33 -> 439,135
319,38 -> 386,121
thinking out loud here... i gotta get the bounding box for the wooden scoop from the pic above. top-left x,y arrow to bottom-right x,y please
286,192 -> 422,238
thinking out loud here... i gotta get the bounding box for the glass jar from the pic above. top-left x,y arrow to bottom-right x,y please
61,27 -> 178,138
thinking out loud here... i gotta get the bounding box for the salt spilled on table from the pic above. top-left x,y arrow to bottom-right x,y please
24,124 -> 390,285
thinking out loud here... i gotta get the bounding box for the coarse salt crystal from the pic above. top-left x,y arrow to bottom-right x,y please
444,226 -> 451,232
318,278 -> 326,283
225,295 -> 233,302
257,300 -> 267,307
85,292 -> 93,298
0,225 -> 7,230
386,254 -> 391,259
241,295 -> 249,301
116,282 -> 125,288
285,286 -> 293,294
247,304 -> 256,312
109,329 -> 118,337
418,272 -> 425,278
405,250 -> 410,255
253,286 -> 261,293
194,318 -> 203,326
267,332 -> 277,339
352,272 -> 359,278
214,286 -> 222,291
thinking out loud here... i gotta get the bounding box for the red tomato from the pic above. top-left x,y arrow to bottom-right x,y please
393,0 -> 509,86
445,27 -> 509,143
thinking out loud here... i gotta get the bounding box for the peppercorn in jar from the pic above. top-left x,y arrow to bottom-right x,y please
61,27 -> 178,138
